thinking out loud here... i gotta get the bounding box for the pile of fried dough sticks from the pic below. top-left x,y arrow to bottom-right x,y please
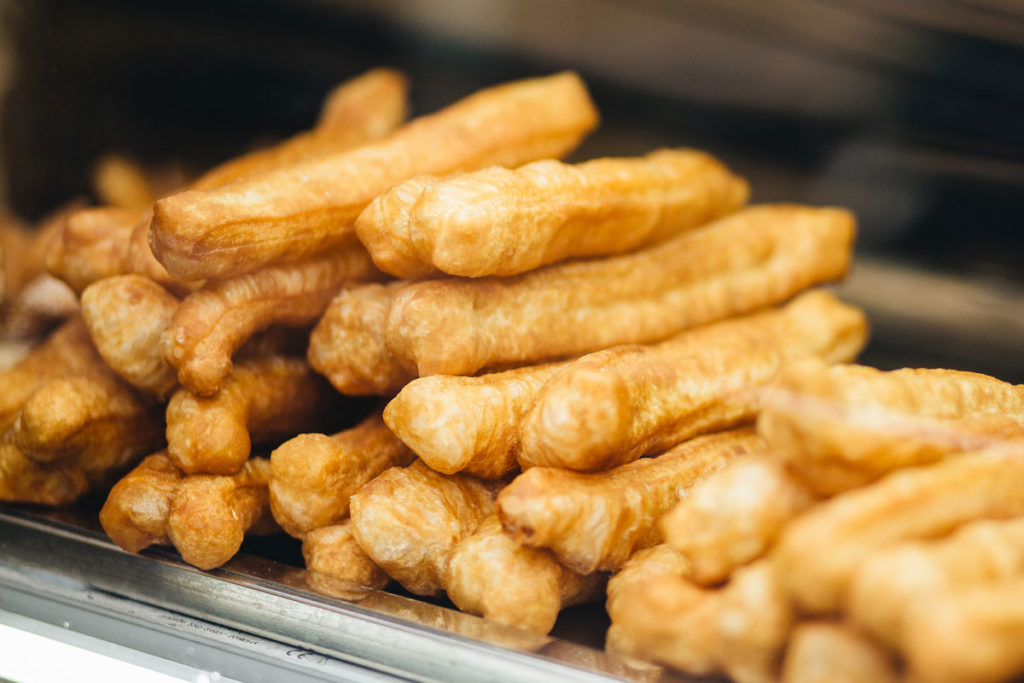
3,68 -> 1024,683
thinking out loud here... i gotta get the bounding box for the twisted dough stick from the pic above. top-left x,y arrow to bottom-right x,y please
357,148 -> 748,278
385,204 -> 854,377
162,239 -> 383,396
151,72 -> 598,280
518,289 -> 867,471
498,428 -> 762,574
46,207 -> 139,294
0,432 -> 90,505
780,622 -> 898,683
759,360 -> 1024,494
302,520 -> 390,591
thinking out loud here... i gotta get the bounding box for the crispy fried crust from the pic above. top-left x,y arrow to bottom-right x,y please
308,282 -> 415,395
349,460 -> 499,596
519,290 -> 867,471
269,411 -> 415,538
166,355 -> 333,475
81,275 -> 181,397
0,432 -> 91,505
122,210 -> 200,295
303,520 -> 390,590
445,515 -> 605,634
848,516 -> 1024,649
759,361 -> 1024,494
100,452 -> 276,570
383,360 -> 570,479
163,240 -> 382,396
661,455 -> 816,585
780,622 -> 898,683
358,149 -> 748,278
151,72 -> 598,280
498,429 -> 762,574
772,448 -> 1024,614
47,207 -> 139,294
385,204 -> 854,377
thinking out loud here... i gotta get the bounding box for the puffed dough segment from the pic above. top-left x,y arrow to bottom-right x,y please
446,515 -> 605,634
357,148 -> 748,278
519,290 -> 867,471
162,239 -> 383,396
848,516 -> 1024,649
0,433 -> 90,505
349,460 -> 499,596
308,282 -> 415,395
759,360 -> 1024,494
499,428 -> 763,574
166,355 -> 335,475
46,207 -> 139,294
772,448 -> 1024,614
661,455 -> 816,585
384,360 -> 571,479
269,411 -> 415,538
780,622 -> 899,683
151,72 -> 599,280
100,452 -> 277,570
903,577 -> 1024,683
608,560 -> 793,683
385,204 -> 855,377
302,520 -> 390,590
81,275 -> 181,397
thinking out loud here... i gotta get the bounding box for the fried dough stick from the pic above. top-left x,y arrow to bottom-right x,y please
46,207 -> 139,294
759,361 -> 1024,494
349,460 -> 498,596
357,148 -> 748,278
780,622 -> 899,683
903,577 -> 1024,683
163,239 -> 383,396
166,355 -> 335,475
849,516 -> 1024,649
519,290 -> 867,471
302,520 -> 390,590
151,72 -> 599,280
609,561 -> 793,683
0,432 -> 90,505
308,282 -> 414,395
772,448 -> 1024,614
100,452 -> 278,570
92,154 -> 163,211
386,204 -> 854,377
269,411 -> 415,538
383,360 -> 571,479
498,429 -> 763,574
81,275 -> 181,397
661,455 -> 816,585
0,212 -> 31,304
446,515 -> 605,634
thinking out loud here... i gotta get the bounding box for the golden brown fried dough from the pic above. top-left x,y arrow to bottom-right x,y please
358,148 -> 748,278
773,448 -> 1024,614
349,460 -> 498,596
849,516 -> 1024,649
0,212 -> 31,304
190,68 -> 409,191
92,155 -> 158,211
780,622 -> 899,683
0,432 -> 91,505
0,338 -> 32,371
519,290 -> 867,471
661,455 -> 816,585
0,274 -> 78,339
384,360 -> 570,479
498,429 -> 762,574
269,411 -> 415,538
13,374 -> 163,469
166,355 -> 334,475
302,520 -> 390,590
759,360 -> 1024,494
308,282 -> 415,395
121,211 -> 201,295
46,206 -> 138,294
903,577 -> 1024,683
445,515 -> 604,634
609,561 -> 793,683
101,451 -> 277,570
151,72 -> 598,280
163,240 -> 382,396
385,204 -> 854,377
81,275 -> 181,397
